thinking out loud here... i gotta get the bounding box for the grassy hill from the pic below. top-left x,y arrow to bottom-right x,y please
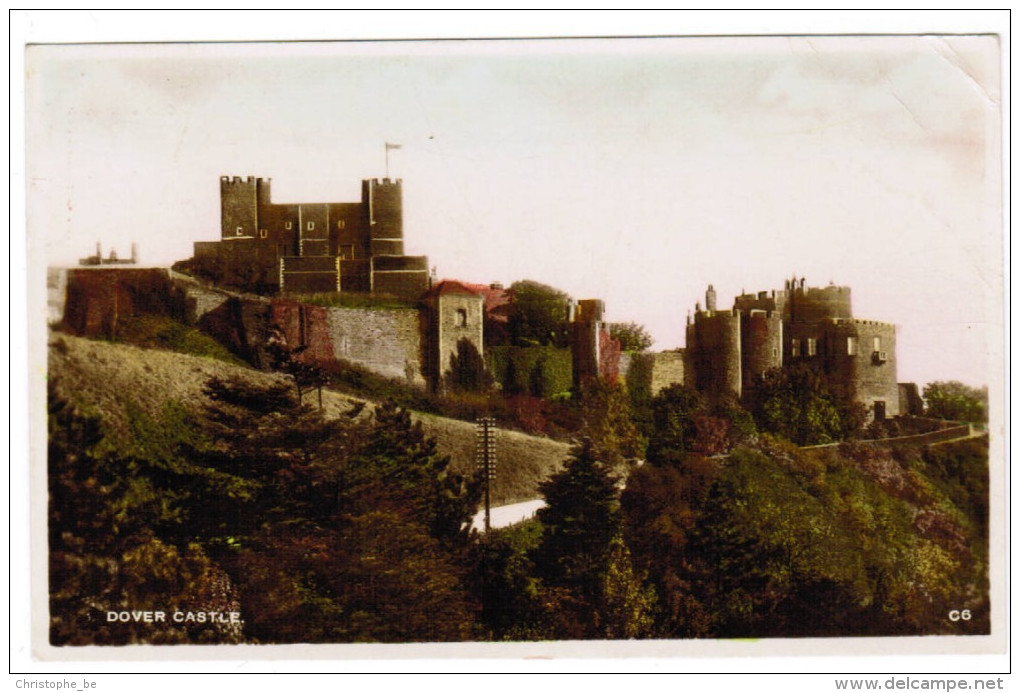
48,333 -> 569,506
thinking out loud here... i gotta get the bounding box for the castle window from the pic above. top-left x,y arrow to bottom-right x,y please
236,226 -> 243,236
285,221 -> 293,230
455,309 -> 468,327
772,347 -> 778,359
337,219 -> 346,230
807,338 -> 817,356
259,229 -> 267,239
340,245 -> 354,260
873,336 -> 881,352
791,339 -> 800,357
307,221 -> 315,231
847,336 -> 857,356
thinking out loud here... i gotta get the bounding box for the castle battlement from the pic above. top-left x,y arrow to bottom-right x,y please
195,173 -> 427,299
685,278 -> 898,420
830,318 -> 895,328
221,175 -> 258,185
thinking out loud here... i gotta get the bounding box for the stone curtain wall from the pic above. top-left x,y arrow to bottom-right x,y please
324,306 -> 425,386
621,350 -> 686,400
171,272 -> 426,385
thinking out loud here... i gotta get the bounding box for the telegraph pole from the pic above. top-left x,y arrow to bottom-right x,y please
475,417 -> 497,532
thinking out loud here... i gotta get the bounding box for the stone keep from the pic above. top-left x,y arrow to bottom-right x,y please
194,175 -> 429,298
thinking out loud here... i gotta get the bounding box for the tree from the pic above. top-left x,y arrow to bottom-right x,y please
468,521 -> 550,640
620,455 -> 721,638
508,280 -> 571,347
339,401 -> 481,547
577,381 -> 647,470
446,338 -> 493,393
264,328 -> 328,408
750,363 -> 863,446
645,384 -> 706,465
47,383 -> 245,645
49,370 -> 483,645
923,381 -> 988,422
596,535 -> 656,639
532,440 -> 621,636
607,322 -> 654,352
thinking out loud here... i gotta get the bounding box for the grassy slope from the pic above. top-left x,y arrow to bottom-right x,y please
48,333 -> 569,506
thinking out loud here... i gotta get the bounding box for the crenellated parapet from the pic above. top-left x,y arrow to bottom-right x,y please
196,173 -> 427,298
684,277 -> 898,420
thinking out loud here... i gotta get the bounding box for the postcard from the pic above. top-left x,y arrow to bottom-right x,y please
22,30 -> 1006,666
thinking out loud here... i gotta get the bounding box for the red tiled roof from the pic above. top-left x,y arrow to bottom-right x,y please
428,279 -> 485,297
430,279 -> 511,322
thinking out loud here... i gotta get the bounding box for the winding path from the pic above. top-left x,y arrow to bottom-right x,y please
471,499 -> 546,532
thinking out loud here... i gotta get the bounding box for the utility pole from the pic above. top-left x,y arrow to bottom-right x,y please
475,417 -> 497,532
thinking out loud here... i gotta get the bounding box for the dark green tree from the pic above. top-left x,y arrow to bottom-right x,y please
446,338 -> 494,393
620,454 -> 721,638
577,381 -> 647,470
340,400 -> 481,547
750,362 -> 863,445
923,381 -> 989,422
468,521 -> 550,640
508,280 -> 571,347
645,384 -> 706,465
607,322 -> 654,352
49,371 -> 483,645
532,440 -> 621,636
47,383 -> 244,645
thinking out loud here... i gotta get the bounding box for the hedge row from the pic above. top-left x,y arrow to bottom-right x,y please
486,346 -> 572,398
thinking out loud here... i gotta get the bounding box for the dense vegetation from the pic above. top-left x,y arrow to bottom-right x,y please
49,376 -> 480,644
49,273 -> 991,643
49,350 -> 989,643
923,380 -> 989,423
468,385 -> 989,640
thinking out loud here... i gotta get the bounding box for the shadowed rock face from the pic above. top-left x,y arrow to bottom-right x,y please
61,268 -> 187,339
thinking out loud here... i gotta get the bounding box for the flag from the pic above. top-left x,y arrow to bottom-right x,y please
386,142 -> 402,150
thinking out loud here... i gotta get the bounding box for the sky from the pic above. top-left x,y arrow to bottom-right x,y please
25,31 -> 1003,390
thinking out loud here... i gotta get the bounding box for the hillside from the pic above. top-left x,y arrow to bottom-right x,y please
48,333 -> 569,506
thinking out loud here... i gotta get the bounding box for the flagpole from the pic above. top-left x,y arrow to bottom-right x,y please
384,143 -> 402,179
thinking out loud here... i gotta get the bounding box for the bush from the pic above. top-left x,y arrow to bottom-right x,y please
487,346 -> 572,398
112,314 -> 248,366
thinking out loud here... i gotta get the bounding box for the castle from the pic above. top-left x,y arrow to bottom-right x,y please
680,278 -> 899,419
180,175 -> 902,414
193,176 -> 429,298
